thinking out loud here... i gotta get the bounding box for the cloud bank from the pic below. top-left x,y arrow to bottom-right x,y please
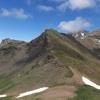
57,0 -> 96,12
1,8 -> 32,19
58,17 -> 90,32
37,5 -> 54,12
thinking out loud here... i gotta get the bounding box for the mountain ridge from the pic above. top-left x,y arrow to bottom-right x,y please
0,29 -> 100,100
0,38 -> 26,47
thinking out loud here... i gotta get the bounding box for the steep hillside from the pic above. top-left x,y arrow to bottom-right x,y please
0,29 -> 100,100
76,29 -> 100,57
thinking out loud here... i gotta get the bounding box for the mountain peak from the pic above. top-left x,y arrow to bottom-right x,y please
44,28 -> 59,35
29,28 -> 60,45
0,38 -> 26,47
70,29 -> 90,39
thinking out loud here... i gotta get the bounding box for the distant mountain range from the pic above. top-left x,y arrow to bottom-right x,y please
0,29 -> 100,100
70,29 -> 90,39
74,29 -> 100,57
0,38 -> 26,47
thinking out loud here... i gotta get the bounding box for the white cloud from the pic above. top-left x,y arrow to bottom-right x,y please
49,0 -> 66,2
57,1 -> 68,12
26,0 -> 32,5
58,17 -> 90,32
37,5 -> 54,12
69,0 -> 96,10
57,0 -> 96,12
1,8 -> 33,19
26,0 -> 38,5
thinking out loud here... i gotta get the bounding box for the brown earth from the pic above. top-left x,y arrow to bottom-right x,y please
37,85 -> 76,100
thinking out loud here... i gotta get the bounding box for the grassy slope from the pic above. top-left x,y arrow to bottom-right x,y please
0,76 -> 15,100
46,29 -> 100,82
0,76 -> 15,94
70,85 -> 100,100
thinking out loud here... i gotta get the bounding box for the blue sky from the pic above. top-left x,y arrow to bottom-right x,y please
0,0 -> 100,41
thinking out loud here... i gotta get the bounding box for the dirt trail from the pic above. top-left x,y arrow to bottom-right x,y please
38,85 -> 76,100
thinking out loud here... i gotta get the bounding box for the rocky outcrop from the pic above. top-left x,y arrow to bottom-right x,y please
0,38 -> 26,47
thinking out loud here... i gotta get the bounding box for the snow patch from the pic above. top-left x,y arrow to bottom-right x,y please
82,77 -> 100,90
0,94 -> 7,98
94,39 -> 100,43
0,40 -> 2,44
81,32 -> 85,37
75,34 -> 78,38
95,39 -> 98,41
16,87 -> 49,98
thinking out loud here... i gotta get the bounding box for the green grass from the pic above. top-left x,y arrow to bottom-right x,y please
0,76 -> 15,94
54,48 -> 84,66
0,96 -> 13,100
65,70 -> 74,78
50,82 -> 66,88
71,85 -> 100,100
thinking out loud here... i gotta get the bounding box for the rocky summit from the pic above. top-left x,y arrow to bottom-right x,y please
71,29 -> 89,39
0,38 -> 26,47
